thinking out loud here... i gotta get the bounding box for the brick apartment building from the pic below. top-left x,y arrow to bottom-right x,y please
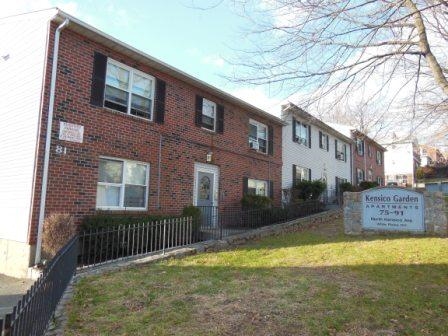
0,9 -> 283,277
328,124 -> 386,186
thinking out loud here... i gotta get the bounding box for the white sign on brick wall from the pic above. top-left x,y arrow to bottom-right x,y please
59,121 -> 84,143
362,188 -> 424,232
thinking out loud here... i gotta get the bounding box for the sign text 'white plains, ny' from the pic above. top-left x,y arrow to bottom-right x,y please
362,188 -> 424,232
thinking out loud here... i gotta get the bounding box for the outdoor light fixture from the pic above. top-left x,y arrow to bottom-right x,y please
206,151 -> 213,162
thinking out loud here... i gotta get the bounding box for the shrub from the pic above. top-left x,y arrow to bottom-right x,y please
339,182 -> 355,193
292,180 -> 327,200
241,194 -> 273,209
81,213 -> 173,230
359,181 -> 379,190
42,213 -> 76,260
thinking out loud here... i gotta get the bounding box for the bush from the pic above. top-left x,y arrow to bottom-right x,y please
182,205 -> 201,240
241,194 -> 273,209
81,213 -> 174,231
359,181 -> 379,190
42,213 -> 76,260
339,182 -> 355,193
292,180 -> 326,200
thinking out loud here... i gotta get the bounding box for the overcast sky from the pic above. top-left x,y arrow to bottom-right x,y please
2,0 -> 284,115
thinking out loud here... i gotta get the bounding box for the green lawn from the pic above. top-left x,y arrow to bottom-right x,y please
66,221 -> 448,335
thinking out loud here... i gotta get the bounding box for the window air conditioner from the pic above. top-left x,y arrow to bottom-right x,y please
250,140 -> 260,150
338,152 -> 344,160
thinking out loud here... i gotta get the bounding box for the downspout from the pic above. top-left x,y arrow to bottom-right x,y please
35,18 -> 70,265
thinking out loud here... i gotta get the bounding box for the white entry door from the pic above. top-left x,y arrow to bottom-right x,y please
194,163 -> 219,227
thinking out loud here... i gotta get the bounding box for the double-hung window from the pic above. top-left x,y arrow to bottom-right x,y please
293,165 -> 311,183
201,98 -> 216,131
96,158 -> 149,210
356,168 -> 364,185
319,131 -> 329,150
105,59 -> 155,120
249,119 -> 268,154
294,121 -> 310,146
376,150 -> 382,165
248,179 -> 268,196
335,140 -> 347,161
356,138 -> 364,156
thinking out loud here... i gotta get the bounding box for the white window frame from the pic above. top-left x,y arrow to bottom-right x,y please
377,177 -> 383,186
356,168 -> 364,184
320,132 -> 329,150
96,156 -> 150,211
356,138 -> 364,156
368,169 -> 373,181
104,58 -> 155,121
294,121 -> 309,146
336,141 -> 346,161
249,119 -> 268,154
201,98 -> 217,132
376,150 -> 382,165
248,178 -> 268,196
294,166 -> 311,182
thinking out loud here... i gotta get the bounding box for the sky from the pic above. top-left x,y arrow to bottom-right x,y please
1,0 -> 284,115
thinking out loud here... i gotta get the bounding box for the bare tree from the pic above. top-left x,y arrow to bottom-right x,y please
230,0 -> 448,139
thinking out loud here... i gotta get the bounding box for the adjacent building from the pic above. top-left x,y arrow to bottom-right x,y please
328,124 -> 386,186
281,103 -> 352,204
0,9 -> 283,277
383,140 -> 420,187
419,144 -> 446,167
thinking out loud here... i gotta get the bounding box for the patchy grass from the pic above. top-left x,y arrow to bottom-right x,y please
66,221 -> 448,335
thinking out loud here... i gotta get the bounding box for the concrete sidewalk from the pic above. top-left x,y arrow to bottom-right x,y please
0,274 -> 33,316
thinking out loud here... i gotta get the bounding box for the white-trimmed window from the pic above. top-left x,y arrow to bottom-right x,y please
202,98 -> 216,131
319,132 -> 329,150
335,140 -> 347,161
248,179 -> 268,196
376,150 -> 382,165
377,177 -> 383,186
294,121 -> 310,146
368,169 -> 373,181
249,119 -> 268,154
104,59 -> 155,120
293,165 -> 311,182
356,138 -> 364,156
96,157 -> 149,210
356,168 -> 364,185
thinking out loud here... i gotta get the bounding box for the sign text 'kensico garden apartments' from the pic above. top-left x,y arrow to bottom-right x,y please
362,188 -> 425,232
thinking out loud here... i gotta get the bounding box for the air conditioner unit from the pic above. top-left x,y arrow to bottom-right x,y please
250,140 -> 260,150
298,137 -> 306,144
338,152 -> 345,160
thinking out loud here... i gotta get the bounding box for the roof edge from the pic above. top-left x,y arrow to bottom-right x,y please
51,9 -> 285,126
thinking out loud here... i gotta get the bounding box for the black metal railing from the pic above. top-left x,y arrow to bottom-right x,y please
0,236 -> 78,336
78,217 -> 196,268
198,199 -> 323,240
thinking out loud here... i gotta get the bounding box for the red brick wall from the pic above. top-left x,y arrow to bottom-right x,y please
352,138 -> 385,185
28,24 -> 282,244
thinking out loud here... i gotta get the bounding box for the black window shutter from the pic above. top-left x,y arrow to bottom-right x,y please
269,180 -> 274,199
90,52 -> 107,107
154,78 -> 166,124
243,177 -> 248,195
344,144 -> 347,162
292,164 -> 297,185
319,131 -> 322,148
268,125 -> 274,155
326,135 -> 329,152
195,95 -> 203,127
217,104 -> 224,133
308,125 -> 312,148
335,139 -> 338,159
292,118 -> 296,142
308,169 -> 312,181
